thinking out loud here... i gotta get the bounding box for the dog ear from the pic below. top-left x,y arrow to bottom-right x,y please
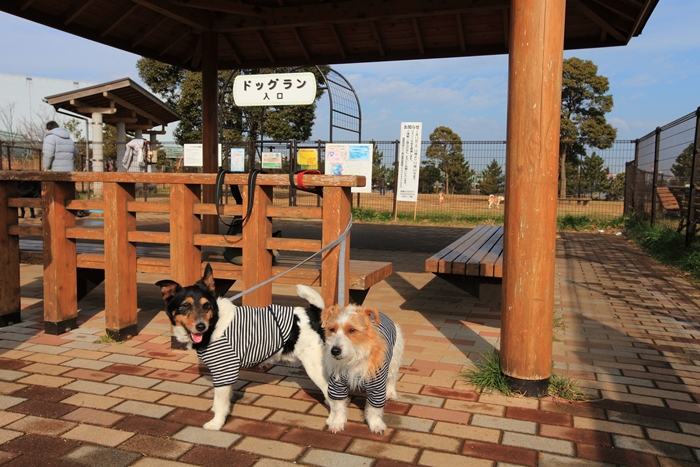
321,305 -> 340,328
200,263 -> 216,293
363,307 -> 381,326
156,280 -> 181,301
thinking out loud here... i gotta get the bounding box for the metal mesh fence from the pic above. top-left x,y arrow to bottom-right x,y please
626,108 -> 699,243
2,137 -> 636,220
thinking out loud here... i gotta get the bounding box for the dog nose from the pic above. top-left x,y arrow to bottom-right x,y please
195,322 -> 206,332
331,346 -> 342,357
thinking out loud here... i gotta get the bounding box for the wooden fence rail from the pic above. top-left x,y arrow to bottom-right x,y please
0,171 -> 373,342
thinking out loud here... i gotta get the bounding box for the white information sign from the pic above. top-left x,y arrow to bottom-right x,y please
261,152 -> 283,169
233,72 -> 317,107
183,144 -> 223,167
396,122 -> 423,202
230,148 -> 245,172
324,143 -> 373,194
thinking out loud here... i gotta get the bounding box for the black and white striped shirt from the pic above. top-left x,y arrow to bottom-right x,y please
197,305 -> 295,387
327,312 -> 397,408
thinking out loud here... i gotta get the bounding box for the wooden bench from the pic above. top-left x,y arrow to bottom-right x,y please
559,197 -> 592,206
425,225 -> 503,307
657,186 -> 681,212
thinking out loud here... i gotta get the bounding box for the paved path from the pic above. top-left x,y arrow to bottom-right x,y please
3,224 -> 700,466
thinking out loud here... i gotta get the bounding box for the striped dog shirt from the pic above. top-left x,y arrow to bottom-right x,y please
197,305 -> 295,387
327,312 -> 397,408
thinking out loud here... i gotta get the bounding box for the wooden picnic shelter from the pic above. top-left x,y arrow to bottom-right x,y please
0,0 -> 659,394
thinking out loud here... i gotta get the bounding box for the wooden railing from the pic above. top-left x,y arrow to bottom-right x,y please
0,171 -> 363,340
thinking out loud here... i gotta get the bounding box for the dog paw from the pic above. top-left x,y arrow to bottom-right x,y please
203,418 -> 225,431
386,387 -> 398,401
367,418 -> 387,434
326,416 -> 346,434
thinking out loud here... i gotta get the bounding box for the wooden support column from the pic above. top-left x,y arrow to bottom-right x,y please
0,182 -> 21,326
42,181 -> 78,334
241,182 -> 273,307
321,186 -> 352,308
201,31 -> 219,235
500,0 -> 565,396
103,182 -> 137,340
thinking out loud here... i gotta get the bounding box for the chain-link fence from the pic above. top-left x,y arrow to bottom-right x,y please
1,137 -> 636,220
626,108 -> 700,244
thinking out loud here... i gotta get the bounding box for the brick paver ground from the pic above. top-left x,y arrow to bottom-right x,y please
3,217 -> 700,466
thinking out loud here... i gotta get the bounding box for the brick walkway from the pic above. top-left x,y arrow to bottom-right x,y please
2,222 -> 700,466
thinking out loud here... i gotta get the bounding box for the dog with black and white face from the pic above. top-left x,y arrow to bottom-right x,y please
157,264 -> 329,430
321,303 -> 404,434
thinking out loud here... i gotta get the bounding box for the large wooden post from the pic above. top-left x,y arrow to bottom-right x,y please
201,31 -> 219,235
0,182 -> 20,326
500,0 -> 565,396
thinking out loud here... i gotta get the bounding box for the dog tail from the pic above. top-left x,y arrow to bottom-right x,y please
296,284 -> 325,310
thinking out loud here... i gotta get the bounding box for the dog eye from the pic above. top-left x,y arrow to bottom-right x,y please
202,302 -> 212,311
328,327 -> 336,334
347,328 -> 356,334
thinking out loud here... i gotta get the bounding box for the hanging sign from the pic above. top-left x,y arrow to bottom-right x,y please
233,72 -> 317,106
261,152 -> 283,169
396,122 -> 422,202
297,148 -> 318,168
230,148 -> 245,172
183,144 -> 223,167
324,143 -> 373,194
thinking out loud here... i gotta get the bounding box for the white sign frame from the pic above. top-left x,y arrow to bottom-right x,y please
396,122 -> 423,202
183,144 -> 223,167
233,72 -> 317,107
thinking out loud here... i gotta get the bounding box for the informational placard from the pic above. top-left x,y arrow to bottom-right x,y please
324,143 -> 373,194
396,122 -> 423,202
261,152 -> 283,169
297,148 -> 318,168
183,144 -> 223,167
233,72 -> 317,107
230,148 -> 245,172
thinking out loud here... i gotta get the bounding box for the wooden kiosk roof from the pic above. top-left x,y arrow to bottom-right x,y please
43,77 -> 180,130
2,0 -> 658,70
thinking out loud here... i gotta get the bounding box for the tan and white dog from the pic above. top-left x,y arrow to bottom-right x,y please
321,304 -> 404,434
488,194 -> 505,209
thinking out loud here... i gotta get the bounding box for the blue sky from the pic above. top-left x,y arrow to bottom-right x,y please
1,1 -> 698,142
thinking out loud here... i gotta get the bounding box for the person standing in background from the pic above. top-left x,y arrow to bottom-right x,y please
42,121 -> 78,172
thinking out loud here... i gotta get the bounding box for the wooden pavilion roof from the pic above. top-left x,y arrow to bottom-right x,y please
44,77 -> 180,130
2,0 -> 658,71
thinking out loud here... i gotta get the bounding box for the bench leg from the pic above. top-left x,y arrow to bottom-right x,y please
349,289 -> 369,305
435,274 -> 502,309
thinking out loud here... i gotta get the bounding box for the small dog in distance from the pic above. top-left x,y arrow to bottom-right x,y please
488,195 -> 505,209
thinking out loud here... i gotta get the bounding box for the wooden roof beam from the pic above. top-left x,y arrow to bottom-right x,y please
590,0 -> 639,22
292,27 -> 311,62
570,0 -> 627,43
100,3 -> 140,38
412,17 -> 424,55
256,30 -> 276,63
222,35 -> 243,66
103,91 -> 167,125
71,98 -> 117,114
174,0 -> 268,16
455,13 -> 465,52
19,0 -> 35,11
62,0 -> 95,26
215,0 -> 510,32
103,117 -> 139,124
158,28 -> 191,56
369,21 -> 385,57
133,0 -> 208,31
131,15 -> 169,48
191,34 -> 203,69
502,8 -> 509,49
329,24 -> 347,60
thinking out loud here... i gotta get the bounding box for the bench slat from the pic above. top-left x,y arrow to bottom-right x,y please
463,226 -> 503,276
425,225 -> 491,274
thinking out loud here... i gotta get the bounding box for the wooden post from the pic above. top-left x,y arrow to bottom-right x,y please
42,181 -> 78,334
500,0 -> 565,396
201,31 -> 219,235
170,184 -> 202,289
321,186 -> 352,307
103,182 -> 137,340
241,182 -> 273,307
0,181 -> 21,326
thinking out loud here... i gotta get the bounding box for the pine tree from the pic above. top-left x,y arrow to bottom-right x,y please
479,159 -> 505,196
